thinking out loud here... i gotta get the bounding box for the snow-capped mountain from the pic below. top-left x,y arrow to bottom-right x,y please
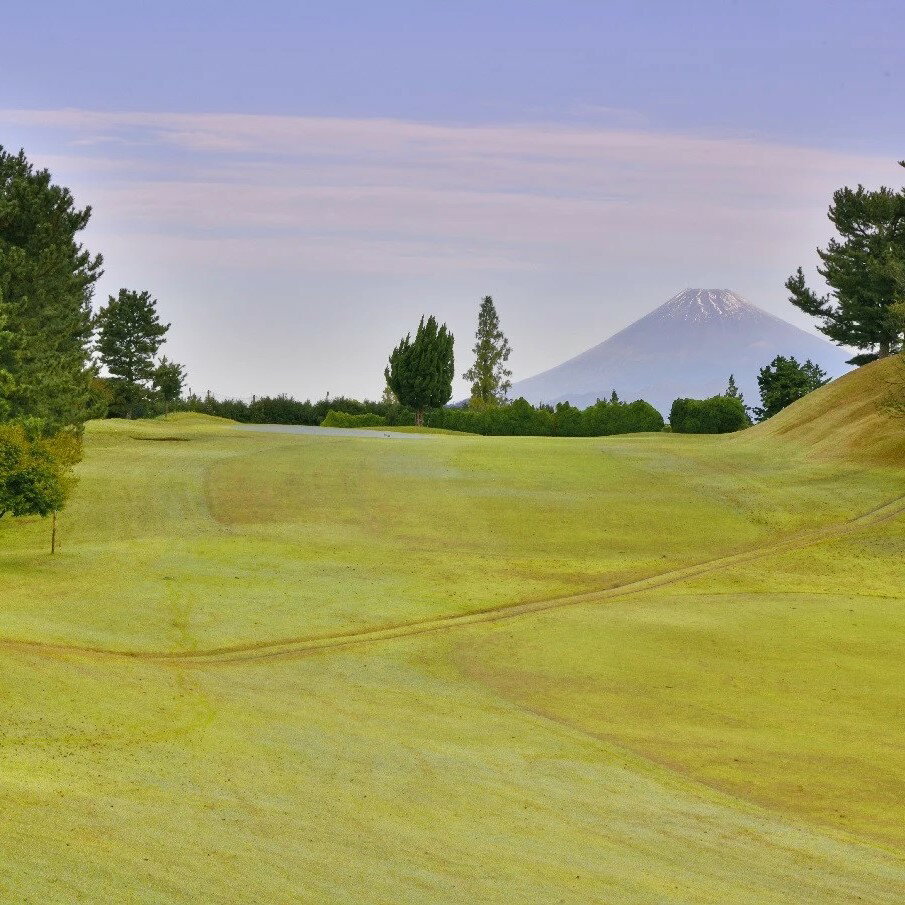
510,289 -> 852,414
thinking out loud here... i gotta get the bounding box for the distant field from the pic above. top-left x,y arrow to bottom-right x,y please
1,363 -> 903,903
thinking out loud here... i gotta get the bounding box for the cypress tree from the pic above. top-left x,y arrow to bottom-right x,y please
0,147 -> 103,433
786,162 -> 905,363
463,296 -> 512,404
153,356 -> 186,417
95,289 -> 170,418
753,356 -> 828,421
385,315 -> 454,426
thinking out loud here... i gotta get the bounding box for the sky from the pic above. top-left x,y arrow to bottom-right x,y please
2,1 -> 904,400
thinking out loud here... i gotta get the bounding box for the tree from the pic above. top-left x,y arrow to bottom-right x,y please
385,315 -> 454,426
0,421 -> 77,552
724,374 -> 750,422
0,146 -> 103,434
153,357 -> 186,416
786,162 -> 905,363
462,296 -> 512,404
95,289 -> 170,418
753,356 -> 828,421
669,396 -> 749,434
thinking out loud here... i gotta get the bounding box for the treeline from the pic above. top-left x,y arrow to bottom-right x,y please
181,393 -> 418,426
428,396 -> 664,436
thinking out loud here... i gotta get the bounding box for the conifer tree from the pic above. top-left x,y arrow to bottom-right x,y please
95,289 -> 170,418
153,357 -> 186,416
385,315 -> 454,426
753,356 -> 828,421
0,147 -> 103,433
786,162 -> 905,363
463,296 -> 512,404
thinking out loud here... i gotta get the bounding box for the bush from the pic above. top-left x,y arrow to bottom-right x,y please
427,396 -> 664,437
321,410 -> 387,428
669,395 -> 749,434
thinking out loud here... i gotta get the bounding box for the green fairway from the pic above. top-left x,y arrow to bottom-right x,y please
1,363 -> 903,903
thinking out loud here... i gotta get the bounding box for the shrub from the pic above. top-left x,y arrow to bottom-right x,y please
321,410 -> 387,428
669,395 -> 749,434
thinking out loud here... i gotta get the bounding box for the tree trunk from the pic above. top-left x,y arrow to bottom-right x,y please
879,339 -> 891,358
51,511 -> 57,555
416,407 -> 424,427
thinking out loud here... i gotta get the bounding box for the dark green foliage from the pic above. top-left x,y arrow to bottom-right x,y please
153,356 -> 186,415
463,295 -> 512,404
182,392 -> 417,427
428,395 -> 664,437
95,288 -> 170,418
321,410 -> 387,428
0,146 -> 103,434
669,396 -> 750,434
753,355 -> 828,421
385,316 -> 454,425
0,421 -> 75,519
786,162 -> 905,361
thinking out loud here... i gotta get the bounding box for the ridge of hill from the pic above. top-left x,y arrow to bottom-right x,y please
740,355 -> 905,466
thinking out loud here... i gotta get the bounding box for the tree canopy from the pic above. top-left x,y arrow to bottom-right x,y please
95,288 -> 170,418
385,315 -> 454,425
0,146 -> 103,433
786,162 -> 905,363
463,295 -> 512,404
753,355 -> 828,421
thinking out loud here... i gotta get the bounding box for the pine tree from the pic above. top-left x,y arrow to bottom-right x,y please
0,147 -> 103,434
95,289 -> 170,418
385,316 -> 454,426
153,357 -> 186,416
786,162 -> 905,363
609,389 -> 619,404
462,296 -> 512,404
753,356 -> 828,421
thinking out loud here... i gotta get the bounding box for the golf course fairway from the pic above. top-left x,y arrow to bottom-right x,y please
0,360 -> 903,903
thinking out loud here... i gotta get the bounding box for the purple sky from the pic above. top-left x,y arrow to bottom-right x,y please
2,2 -> 903,399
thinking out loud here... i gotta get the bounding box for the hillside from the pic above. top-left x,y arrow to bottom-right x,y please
0,404 -> 902,902
511,289 -> 852,413
742,355 -> 905,466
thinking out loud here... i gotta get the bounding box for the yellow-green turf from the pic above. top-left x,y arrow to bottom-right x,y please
0,361 -> 903,903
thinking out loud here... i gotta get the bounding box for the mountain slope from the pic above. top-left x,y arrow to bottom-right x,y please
511,289 -> 852,413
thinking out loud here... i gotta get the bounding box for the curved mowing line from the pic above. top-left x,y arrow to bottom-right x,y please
5,494 -> 905,667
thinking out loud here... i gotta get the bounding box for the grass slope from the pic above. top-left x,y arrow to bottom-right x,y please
0,371 -> 903,903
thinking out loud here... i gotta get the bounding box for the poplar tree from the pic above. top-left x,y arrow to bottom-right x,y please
95,289 -> 170,418
786,162 -> 905,363
0,147 -> 103,433
385,316 -> 454,426
463,296 -> 512,404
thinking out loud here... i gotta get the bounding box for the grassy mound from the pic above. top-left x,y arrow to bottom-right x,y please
742,356 -> 905,466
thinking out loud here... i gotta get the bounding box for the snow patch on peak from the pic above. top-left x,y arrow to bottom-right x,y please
654,288 -> 757,323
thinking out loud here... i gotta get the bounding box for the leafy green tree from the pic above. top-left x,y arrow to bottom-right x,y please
153,356 -> 186,416
462,296 -> 512,404
0,421 -> 78,551
786,162 -> 905,363
0,146 -> 103,434
753,356 -> 828,421
669,396 -> 749,434
95,289 -> 170,418
385,315 -> 454,426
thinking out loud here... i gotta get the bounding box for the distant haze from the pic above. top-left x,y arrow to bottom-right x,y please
511,289 -> 852,414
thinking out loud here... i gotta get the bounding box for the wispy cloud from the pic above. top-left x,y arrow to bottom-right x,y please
1,108 -> 899,397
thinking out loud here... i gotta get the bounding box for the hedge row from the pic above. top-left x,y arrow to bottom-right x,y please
427,397 -> 664,437
321,410 -> 387,428
668,395 -> 749,434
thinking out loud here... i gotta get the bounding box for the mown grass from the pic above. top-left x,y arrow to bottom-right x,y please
0,364 -> 903,902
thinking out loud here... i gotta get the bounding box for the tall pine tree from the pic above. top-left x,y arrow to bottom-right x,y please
786,162 -> 905,363
0,147 -> 103,434
95,289 -> 170,418
463,296 -> 512,404
385,316 -> 454,426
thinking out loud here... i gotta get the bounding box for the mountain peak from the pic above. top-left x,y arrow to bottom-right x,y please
654,288 -> 755,323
